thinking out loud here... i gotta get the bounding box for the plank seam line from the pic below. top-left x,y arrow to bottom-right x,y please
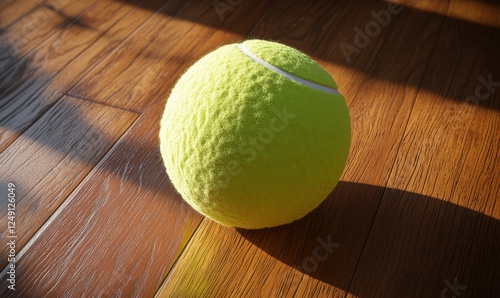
0,0 -> 101,78
62,0 -> 175,100
153,218 -> 205,297
65,92 -> 141,114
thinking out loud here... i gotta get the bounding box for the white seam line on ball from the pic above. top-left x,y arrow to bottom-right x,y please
237,43 -> 339,95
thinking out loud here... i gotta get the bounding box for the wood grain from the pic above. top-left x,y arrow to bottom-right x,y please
0,0 -> 48,29
347,0 -> 500,296
67,0 -> 191,111
0,99 -> 200,297
0,0 -> 96,72
69,0 -> 275,111
156,0 -> 452,297
0,95 -> 137,268
0,0 -> 142,152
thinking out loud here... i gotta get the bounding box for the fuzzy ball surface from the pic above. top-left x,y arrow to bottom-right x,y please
159,40 -> 350,229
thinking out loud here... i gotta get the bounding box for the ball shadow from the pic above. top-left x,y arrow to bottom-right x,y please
237,181 -> 500,297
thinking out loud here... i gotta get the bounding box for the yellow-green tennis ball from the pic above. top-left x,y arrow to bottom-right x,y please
159,40 -> 350,229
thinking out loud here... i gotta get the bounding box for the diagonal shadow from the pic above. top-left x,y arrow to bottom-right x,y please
238,181 -> 500,297
117,0 -> 500,111
0,61 -> 172,203
0,18 -> 171,199
0,40 -> 178,270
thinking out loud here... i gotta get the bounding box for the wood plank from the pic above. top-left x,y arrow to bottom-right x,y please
156,0 -> 450,297
0,0 -> 95,72
68,0 -> 275,111
0,95 -> 137,268
0,0 -> 48,29
0,100 -> 199,297
0,0 -> 276,296
346,1 -> 500,296
0,0 -> 144,152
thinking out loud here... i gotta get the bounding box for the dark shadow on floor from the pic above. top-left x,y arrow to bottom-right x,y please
237,181 -> 500,297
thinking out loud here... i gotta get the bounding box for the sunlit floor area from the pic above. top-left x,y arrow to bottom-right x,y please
0,0 -> 499,297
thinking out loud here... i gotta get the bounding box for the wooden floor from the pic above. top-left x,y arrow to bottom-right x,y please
0,0 -> 499,297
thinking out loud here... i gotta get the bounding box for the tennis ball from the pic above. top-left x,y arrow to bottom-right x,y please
159,40 -> 350,229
